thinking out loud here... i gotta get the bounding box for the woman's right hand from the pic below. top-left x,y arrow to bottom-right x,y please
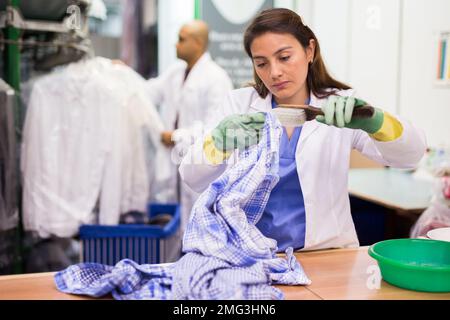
211,112 -> 266,152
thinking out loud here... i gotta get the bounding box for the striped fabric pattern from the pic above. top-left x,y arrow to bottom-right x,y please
54,112 -> 311,299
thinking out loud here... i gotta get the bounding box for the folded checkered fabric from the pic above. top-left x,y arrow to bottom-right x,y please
55,112 -> 311,299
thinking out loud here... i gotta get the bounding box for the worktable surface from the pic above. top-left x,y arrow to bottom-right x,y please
0,247 -> 448,300
348,168 -> 433,212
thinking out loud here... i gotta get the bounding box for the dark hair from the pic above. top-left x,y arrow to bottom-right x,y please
243,8 -> 351,98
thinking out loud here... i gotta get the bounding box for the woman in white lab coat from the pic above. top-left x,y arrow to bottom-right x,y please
179,8 -> 427,251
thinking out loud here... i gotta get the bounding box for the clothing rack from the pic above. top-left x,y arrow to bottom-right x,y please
0,5 -> 88,35
0,0 -> 91,91
0,0 -> 91,274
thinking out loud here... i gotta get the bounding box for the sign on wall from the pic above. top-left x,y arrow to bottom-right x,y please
196,0 -> 274,88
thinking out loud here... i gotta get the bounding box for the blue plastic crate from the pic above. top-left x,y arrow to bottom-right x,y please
79,203 -> 180,265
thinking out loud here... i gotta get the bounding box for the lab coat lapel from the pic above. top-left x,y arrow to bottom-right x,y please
298,91 -> 321,143
249,92 -> 272,112
175,53 -> 210,127
299,91 -> 321,145
183,52 -> 210,90
167,64 -> 188,129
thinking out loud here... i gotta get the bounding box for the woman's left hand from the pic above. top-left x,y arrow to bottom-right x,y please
316,96 -> 384,134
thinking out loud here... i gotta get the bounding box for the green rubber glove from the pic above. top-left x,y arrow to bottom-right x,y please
211,112 -> 266,152
316,96 -> 384,134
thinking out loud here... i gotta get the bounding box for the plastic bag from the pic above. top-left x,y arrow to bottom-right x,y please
410,168 -> 450,238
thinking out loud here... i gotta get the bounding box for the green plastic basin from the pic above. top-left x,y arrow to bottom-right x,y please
368,238 -> 450,293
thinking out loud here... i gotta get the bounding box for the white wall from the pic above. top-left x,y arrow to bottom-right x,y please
399,0 -> 450,147
274,0 -> 295,10
310,0 -> 352,84
293,0 -> 400,115
347,0 -> 401,115
158,0 -> 194,73
292,0 -> 450,148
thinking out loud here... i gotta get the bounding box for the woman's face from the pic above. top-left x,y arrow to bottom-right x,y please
250,32 -> 315,104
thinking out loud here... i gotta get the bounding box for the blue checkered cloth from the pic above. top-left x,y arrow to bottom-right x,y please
54,259 -> 174,299
54,112 -> 311,299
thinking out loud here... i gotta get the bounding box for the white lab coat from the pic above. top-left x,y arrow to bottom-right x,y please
146,52 -> 233,234
179,86 -> 427,251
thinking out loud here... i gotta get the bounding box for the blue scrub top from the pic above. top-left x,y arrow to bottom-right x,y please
255,97 -> 308,252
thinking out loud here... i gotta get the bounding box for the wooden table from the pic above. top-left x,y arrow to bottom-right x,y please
0,247 -> 448,300
348,168 -> 433,213
0,272 -> 93,300
280,247 -> 450,300
348,168 -> 435,239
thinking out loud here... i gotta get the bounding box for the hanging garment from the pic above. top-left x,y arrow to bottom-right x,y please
92,59 -> 164,223
54,112 -> 311,300
21,57 -> 164,237
0,79 -> 18,231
